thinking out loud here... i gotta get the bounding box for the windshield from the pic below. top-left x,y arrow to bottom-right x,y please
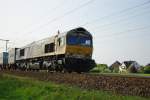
67,35 -> 77,45
67,35 -> 92,46
79,37 -> 91,46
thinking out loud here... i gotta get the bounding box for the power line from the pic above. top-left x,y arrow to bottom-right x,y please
26,0 -> 95,34
22,0 -> 150,37
91,8 -> 150,32
0,39 -> 9,52
81,0 -> 150,26
21,0 -> 68,32
98,25 -> 150,40
0,39 -> 9,41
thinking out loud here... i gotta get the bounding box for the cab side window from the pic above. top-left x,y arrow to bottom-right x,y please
45,43 -> 55,53
58,37 -> 65,46
20,49 -> 25,56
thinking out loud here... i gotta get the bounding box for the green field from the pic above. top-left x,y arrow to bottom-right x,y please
0,74 -> 149,100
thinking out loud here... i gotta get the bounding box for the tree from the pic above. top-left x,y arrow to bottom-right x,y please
90,64 -> 110,73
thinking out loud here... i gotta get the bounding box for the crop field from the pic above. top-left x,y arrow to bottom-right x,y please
0,73 -> 149,100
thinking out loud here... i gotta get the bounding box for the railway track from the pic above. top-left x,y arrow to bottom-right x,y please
1,70 -> 150,97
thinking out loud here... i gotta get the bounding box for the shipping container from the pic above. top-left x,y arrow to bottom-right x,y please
0,52 -> 8,65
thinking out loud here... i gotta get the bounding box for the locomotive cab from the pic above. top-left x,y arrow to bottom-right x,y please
66,27 -> 93,59
64,27 -> 95,72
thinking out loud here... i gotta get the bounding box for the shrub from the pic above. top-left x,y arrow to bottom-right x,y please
103,68 -> 111,73
90,64 -> 109,73
90,68 -> 101,73
143,66 -> 150,74
138,66 -> 144,73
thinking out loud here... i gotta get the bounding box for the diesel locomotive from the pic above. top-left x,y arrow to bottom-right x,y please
0,27 -> 95,72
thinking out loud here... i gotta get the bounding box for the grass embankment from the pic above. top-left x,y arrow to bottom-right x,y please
0,74 -> 149,100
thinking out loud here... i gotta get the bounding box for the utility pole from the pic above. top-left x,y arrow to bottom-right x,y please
0,39 -> 9,52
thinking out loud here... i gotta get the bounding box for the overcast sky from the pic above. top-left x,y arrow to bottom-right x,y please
0,0 -> 150,65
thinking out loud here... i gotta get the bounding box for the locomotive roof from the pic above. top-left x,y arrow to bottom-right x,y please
21,36 -> 56,49
18,27 -> 91,49
67,27 -> 92,37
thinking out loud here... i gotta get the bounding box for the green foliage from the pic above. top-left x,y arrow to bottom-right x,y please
138,66 -> 144,73
91,64 -> 111,73
97,64 -> 108,68
103,68 -> 112,73
0,74 -> 149,100
90,68 -> 100,73
143,66 -> 150,74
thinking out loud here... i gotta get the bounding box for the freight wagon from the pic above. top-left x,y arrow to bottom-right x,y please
0,52 -> 8,69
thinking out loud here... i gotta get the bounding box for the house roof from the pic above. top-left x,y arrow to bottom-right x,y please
146,63 -> 150,66
110,61 -> 121,68
123,61 -> 141,69
123,61 -> 135,68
